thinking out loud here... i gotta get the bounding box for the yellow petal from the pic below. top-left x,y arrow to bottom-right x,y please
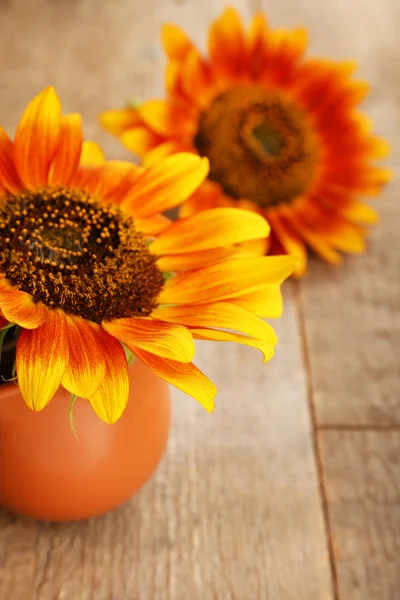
230,284 -> 284,318
138,99 -> 195,137
80,141 -> 105,166
121,153 -> 209,217
87,334 -> 129,424
134,348 -> 216,412
61,314 -> 107,398
99,107 -> 142,136
153,302 -> 277,345
158,256 -> 296,305
0,278 -> 48,329
16,309 -> 69,411
103,317 -> 195,363
120,127 -> 160,156
191,328 -> 275,363
162,24 -> 194,60
14,86 -> 61,188
48,113 -> 83,185
150,208 -> 270,255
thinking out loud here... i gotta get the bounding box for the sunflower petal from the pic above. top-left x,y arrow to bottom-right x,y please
191,328 -> 275,363
267,211 -> 307,277
99,107 -> 142,136
48,113 -> 83,185
138,99 -> 195,137
156,247 -> 244,272
16,310 -> 68,411
0,128 -> 22,193
162,24 -> 194,61
134,348 -> 216,412
0,278 -> 48,329
61,315 -> 107,398
230,284 -> 283,318
121,154 -> 209,217
103,318 -> 195,363
149,208 -> 270,255
80,141 -> 105,166
86,335 -> 129,424
208,7 -> 245,78
153,302 -> 277,345
158,256 -> 296,305
120,127 -> 160,156
14,87 -> 61,188
142,140 -> 185,166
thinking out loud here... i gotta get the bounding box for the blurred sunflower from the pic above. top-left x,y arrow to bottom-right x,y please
101,7 -> 391,276
0,87 -> 295,423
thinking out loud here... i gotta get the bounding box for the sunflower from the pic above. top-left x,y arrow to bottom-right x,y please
0,87 -> 295,423
101,7 -> 391,276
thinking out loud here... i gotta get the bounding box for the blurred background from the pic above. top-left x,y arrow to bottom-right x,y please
0,1 -> 398,599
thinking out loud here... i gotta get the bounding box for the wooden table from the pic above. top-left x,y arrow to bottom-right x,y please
0,0 -> 398,598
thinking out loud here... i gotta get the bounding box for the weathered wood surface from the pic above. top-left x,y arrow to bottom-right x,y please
0,0 -> 398,598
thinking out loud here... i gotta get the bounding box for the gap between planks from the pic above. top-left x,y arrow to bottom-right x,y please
292,280 -> 340,600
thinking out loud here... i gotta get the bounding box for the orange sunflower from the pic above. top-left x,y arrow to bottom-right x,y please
0,87 -> 295,423
101,7 -> 391,276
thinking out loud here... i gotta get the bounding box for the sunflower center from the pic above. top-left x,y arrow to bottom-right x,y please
0,187 -> 164,323
193,84 -> 319,208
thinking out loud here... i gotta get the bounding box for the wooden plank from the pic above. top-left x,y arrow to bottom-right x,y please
320,431 -> 400,600
0,288 -> 334,600
0,0 -> 334,598
263,0 -> 400,425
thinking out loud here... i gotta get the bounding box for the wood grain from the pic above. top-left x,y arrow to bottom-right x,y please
275,0 -> 400,426
320,431 -> 400,600
0,0 -> 334,599
0,289 -> 333,600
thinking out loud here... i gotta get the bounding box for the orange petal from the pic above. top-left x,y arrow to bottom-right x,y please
142,141 -> 185,167
134,348 -> 216,412
180,48 -> 215,106
153,302 -> 277,345
80,141 -> 105,166
14,87 -> 61,188
138,99 -> 196,137
61,314 -> 107,398
99,107 -> 142,136
0,278 -> 48,329
340,200 -> 379,225
162,24 -> 194,61
285,211 -> 342,265
149,208 -> 270,255
156,247 -> 244,272
48,113 -> 83,185
191,328 -> 275,363
120,127 -> 161,156
0,128 -> 22,194
267,211 -> 307,277
179,180 -> 225,217
81,160 -> 133,201
134,213 -> 172,236
87,334 -> 129,424
103,317 -> 195,363
0,313 -> 7,328
121,154 -> 209,217
230,284 -> 283,318
16,309 -> 69,411
158,256 -> 296,305
208,7 -> 246,78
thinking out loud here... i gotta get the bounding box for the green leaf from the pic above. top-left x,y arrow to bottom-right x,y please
122,342 -> 136,366
68,394 -> 79,441
127,97 -> 140,108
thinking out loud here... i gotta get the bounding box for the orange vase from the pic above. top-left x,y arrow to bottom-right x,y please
0,359 -> 171,521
